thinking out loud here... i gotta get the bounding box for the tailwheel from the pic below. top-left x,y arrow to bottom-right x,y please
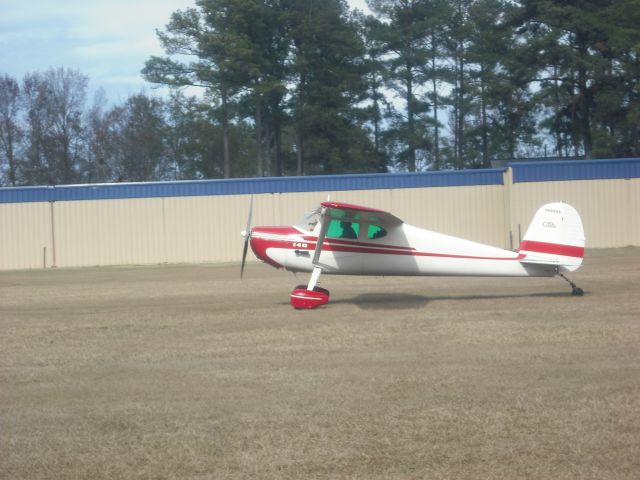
557,271 -> 583,296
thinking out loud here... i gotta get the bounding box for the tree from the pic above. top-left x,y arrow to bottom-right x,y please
85,89 -> 120,183
359,12 -> 394,171
0,74 -> 22,185
367,0 -> 433,172
20,68 -> 88,185
591,0 -> 640,157
163,90 -> 256,179
215,0 -> 290,176
287,0 -> 375,174
443,0 -> 476,168
146,0 -> 380,177
143,4 -> 236,177
113,94 -> 167,182
513,0 -> 640,159
465,0 -> 540,165
7,1 -> 640,188
144,0 -> 292,178
417,0 -> 454,169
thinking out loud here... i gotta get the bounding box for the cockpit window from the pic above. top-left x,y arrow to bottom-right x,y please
296,209 -> 386,241
367,224 -> 387,239
327,219 -> 360,239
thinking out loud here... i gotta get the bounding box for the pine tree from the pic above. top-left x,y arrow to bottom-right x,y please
367,0 -> 433,171
287,0 -> 374,174
513,0 -> 640,159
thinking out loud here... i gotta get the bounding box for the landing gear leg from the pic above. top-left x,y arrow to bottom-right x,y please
557,270 -> 584,296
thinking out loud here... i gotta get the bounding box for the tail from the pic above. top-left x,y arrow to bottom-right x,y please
518,202 -> 585,273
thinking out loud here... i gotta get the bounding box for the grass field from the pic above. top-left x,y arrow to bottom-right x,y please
1,248 -> 640,479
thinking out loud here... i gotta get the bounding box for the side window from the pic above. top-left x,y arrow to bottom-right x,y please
367,224 -> 387,240
327,219 -> 360,239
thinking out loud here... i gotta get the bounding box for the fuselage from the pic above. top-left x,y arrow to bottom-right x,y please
249,223 -> 556,278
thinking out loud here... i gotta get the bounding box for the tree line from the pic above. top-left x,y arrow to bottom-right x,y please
1,0 -> 639,186
0,69 -> 256,186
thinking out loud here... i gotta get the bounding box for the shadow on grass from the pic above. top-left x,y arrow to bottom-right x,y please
333,290 -> 582,310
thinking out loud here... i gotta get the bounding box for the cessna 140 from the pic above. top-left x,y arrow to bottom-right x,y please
240,200 -> 585,309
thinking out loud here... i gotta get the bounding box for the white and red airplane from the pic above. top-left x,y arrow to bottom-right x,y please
241,200 -> 585,309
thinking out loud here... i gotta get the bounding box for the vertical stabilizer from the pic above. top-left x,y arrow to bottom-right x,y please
518,202 -> 585,272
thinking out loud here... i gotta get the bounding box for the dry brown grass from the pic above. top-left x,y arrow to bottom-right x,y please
1,248 -> 640,479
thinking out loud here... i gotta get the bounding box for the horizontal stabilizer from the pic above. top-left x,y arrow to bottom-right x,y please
518,202 -> 585,272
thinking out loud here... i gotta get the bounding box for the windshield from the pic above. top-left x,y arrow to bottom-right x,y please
294,208 -> 321,233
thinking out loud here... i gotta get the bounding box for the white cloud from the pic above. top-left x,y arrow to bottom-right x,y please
1,0 -> 369,102
68,1 -> 190,38
1,0 -> 195,99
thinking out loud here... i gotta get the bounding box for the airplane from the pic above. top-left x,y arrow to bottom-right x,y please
240,200 -> 585,309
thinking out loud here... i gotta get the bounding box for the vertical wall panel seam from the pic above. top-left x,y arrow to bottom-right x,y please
161,197 -> 167,264
627,179 -> 632,245
49,201 -> 57,268
503,168 -> 512,250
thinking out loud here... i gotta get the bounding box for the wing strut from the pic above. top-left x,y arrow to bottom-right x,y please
311,205 -> 330,266
290,206 -> 331,309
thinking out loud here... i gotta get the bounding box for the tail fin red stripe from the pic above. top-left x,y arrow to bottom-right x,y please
519,240 -> 584,258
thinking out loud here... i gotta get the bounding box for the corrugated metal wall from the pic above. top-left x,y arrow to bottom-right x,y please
507,178 -> 640,248
2,160 -> 639,270
0,202 -> 53,269
53,199 -> 167,267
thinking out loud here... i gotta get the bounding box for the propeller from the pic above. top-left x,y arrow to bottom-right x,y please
240,196 -> 253,279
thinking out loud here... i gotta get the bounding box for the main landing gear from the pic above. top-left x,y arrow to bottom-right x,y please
290,266 -> 330,309
557,270 -> 584,296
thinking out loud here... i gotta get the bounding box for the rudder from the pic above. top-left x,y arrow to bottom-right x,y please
518,202 -> 585,272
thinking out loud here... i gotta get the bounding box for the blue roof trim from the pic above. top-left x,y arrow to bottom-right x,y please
2,158 -> 638,204
0,169 -> 504,204
510,158 -> 640,183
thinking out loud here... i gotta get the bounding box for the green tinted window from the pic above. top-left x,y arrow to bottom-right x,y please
367,224 -> 387,239
327,219 -> 360,239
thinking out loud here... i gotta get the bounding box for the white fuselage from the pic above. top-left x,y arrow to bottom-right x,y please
250,223 -> 556,278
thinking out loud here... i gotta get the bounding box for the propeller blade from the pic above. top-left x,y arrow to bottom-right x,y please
240,235 -> 250,278
244,195 -> 253,236
240,196 -> 253,279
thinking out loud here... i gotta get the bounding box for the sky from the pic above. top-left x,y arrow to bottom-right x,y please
0,0 -> 372,104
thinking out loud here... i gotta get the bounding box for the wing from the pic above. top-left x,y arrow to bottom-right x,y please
320,201 -> 403,228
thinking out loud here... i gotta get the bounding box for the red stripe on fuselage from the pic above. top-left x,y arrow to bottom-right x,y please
250,232 -> 523,262
321,242 -> 523,261
301,236 -> 416,252
518,240 -> 584,258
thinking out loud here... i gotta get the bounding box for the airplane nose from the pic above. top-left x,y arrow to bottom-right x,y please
249,230 -> 283,269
